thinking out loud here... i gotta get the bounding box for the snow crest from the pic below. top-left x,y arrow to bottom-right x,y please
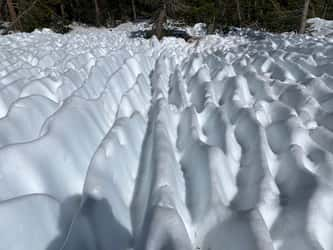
0,27 -> 333,250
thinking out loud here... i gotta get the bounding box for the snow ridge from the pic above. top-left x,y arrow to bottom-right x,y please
0,27 -> 333,250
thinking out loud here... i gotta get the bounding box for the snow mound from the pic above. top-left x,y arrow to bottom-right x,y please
307,17 -> 333,37
186,23 -> 207,37
0,25 -> 333,250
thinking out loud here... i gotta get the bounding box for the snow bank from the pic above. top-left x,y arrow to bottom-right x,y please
307,17 -> 333,38
0,24 -> 333,250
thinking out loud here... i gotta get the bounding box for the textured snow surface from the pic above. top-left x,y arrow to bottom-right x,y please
1,25 -> 333,250
307,18 -> 333,38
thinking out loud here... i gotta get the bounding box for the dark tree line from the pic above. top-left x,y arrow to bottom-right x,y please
0,0 -> 332,34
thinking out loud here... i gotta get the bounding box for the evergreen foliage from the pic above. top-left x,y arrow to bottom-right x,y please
0,0 -> 332,33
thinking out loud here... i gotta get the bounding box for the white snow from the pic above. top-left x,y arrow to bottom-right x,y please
0,23 -> 333,250
307,17 -> 333,38
186,23 -> 207,37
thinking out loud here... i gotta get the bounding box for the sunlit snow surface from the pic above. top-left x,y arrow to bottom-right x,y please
0,23 -> 333,250
307,18 -> 333,38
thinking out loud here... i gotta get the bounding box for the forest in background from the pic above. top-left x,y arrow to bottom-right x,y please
0,0 -> 332,35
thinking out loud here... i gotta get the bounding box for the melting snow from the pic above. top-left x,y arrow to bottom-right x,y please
0,22 -> 333,250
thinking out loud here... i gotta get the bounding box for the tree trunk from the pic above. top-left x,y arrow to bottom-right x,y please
154,3 -> 166,40
60,3 -> 65,19
94,0 -> 101,26
310,1 -> 316,17
74,0 -> 80,21
0,0 -> 4,20
247,0 -> 250,20
235,0 -> 242,26
214,0 -> 223,20
131,0 -> 136,21
259,0 -> 264,23
253,0 -> 257,22
300,0 -> 311,33
321,0 -> 328,18
6,0 -> 21,30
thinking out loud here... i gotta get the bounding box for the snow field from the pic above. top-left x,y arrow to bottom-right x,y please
0,24 -> 333,250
